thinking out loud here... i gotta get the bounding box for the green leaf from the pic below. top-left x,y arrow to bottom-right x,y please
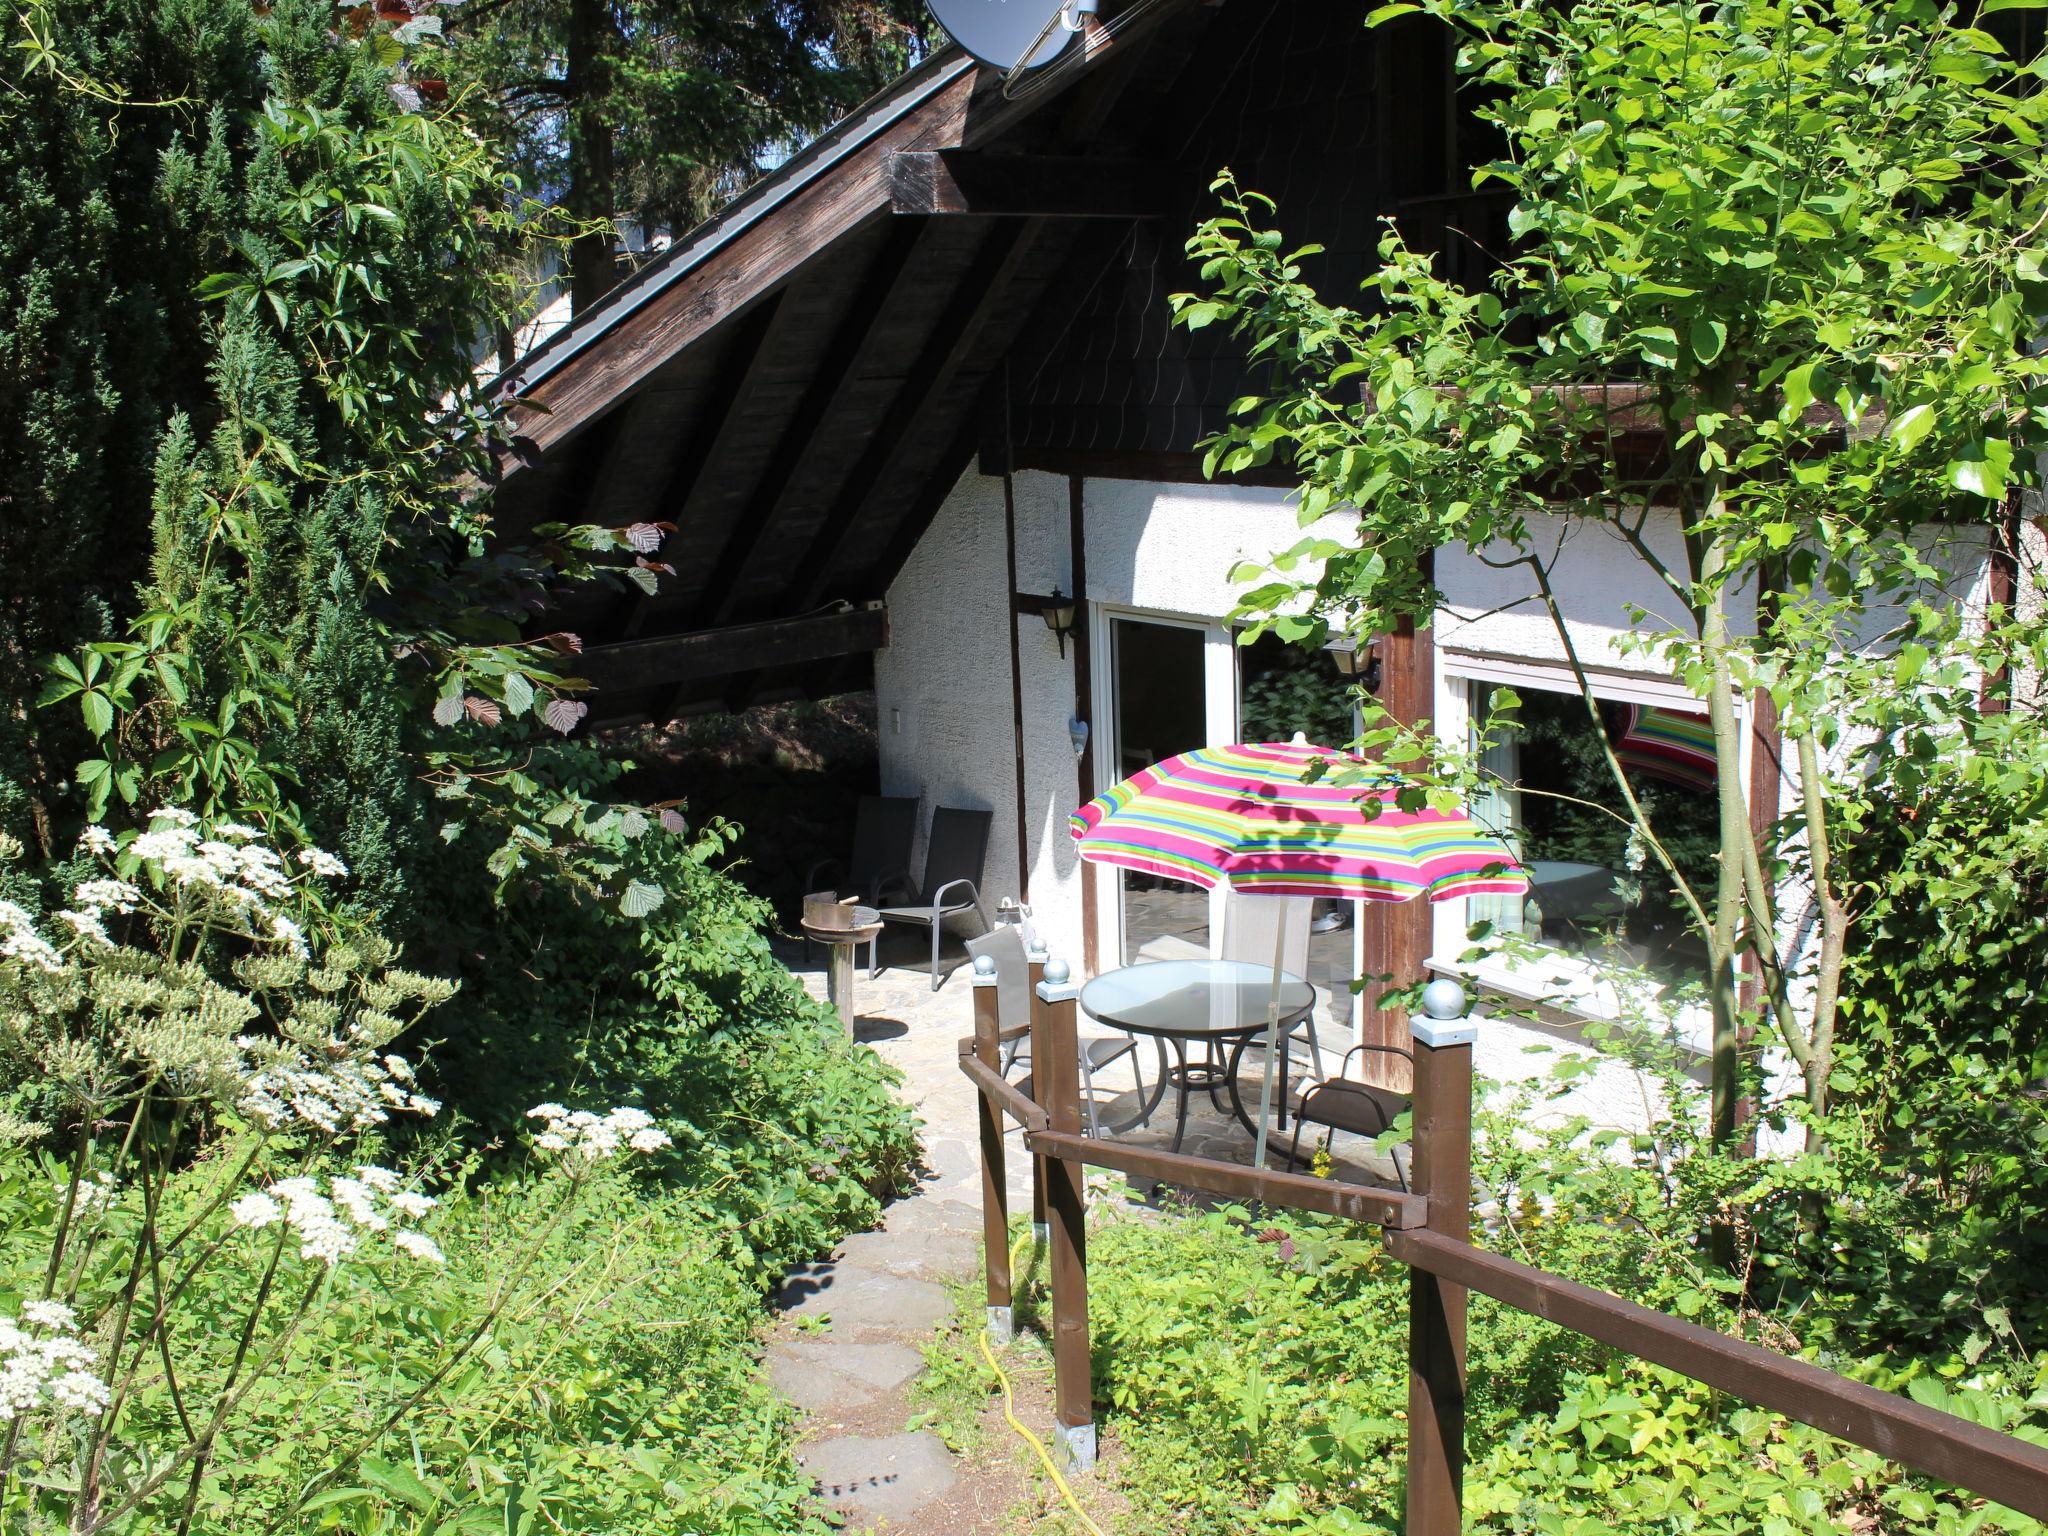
618,879 -> 665,919
503,670 -> 535,717
1632,326 -> 1680,367
357,1457 -> 440,1513
1688,317 -> 1727,365
80,691 -> 114,737
1946,439 -> 2012,500
1887,402 -> 1936,454
1781,362 -> 1818,419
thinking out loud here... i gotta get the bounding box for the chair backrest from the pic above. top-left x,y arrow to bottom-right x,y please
964,926 -> 1032,1031
846,795 -> 918,894
922,806 -> 991,896
1220,892 -> 1312,975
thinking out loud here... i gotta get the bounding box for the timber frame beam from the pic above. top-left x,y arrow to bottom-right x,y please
489,0 -> 1200,468
575,603 -> 887,699
887,150 -> 1171,219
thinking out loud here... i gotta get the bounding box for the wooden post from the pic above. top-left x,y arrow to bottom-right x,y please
1357,611 -> 1436,1097
1407,979 -> 1473,1536
1027,945 -> 1050,1238
970,959 -> 1013,1343
1036,959 -> 1096,1473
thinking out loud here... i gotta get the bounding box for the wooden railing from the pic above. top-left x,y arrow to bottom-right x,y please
959,955 -> 2048,1528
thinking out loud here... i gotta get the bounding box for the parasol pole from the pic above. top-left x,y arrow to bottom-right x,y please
1252,909 -> 1284,1166
1251,735 -> 1314,1166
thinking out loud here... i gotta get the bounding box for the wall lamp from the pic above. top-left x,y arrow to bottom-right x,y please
1330,640 -> 1383,693
1014,587 -> 1079,657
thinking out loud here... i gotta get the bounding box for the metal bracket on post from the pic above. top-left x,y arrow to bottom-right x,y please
1406,977 -> 1475,1536
971,955 -> 1014,1345
1035,957 -> 1097,1475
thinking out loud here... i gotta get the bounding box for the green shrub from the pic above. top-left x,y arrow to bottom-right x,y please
423,833 -> 920,1283
0,1147 -> 835,1535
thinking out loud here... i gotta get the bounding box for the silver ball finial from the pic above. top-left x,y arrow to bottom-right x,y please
1043,957 -> 1071,985
1420,978 -> 1468,1021
973,954 -> 997,977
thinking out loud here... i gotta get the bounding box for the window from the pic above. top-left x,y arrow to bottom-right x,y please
1452,670 -> 1726,1001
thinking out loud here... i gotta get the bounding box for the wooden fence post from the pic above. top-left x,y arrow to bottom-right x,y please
1036,958 -> 1096,1473
1026,943 -> 1050,1240
970,956 -> 1013,1344
1407,979 -> 1474,1536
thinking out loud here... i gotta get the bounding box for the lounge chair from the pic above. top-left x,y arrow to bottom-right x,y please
804,795 -> 917,961
805,793 -> 918,906
1286,1042 -> 1413,1188
875,806 -> 992,990
965,927 -> 1152,1139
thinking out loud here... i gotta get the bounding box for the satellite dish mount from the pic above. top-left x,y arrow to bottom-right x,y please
925,0 -> 1098,74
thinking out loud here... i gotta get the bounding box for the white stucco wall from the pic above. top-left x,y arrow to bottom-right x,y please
875,469 -> 1342,970
876,471 -> 2018,1143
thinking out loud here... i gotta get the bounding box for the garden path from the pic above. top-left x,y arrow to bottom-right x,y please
768,935 -> 1038,1531
765,924 -> 1666,1529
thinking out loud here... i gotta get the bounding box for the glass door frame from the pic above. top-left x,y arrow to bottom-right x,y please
1087,603 -> 1238,970
1085,606 -> 1369,1045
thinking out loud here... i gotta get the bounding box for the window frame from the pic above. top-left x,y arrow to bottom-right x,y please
1427,648 -> 1746,1055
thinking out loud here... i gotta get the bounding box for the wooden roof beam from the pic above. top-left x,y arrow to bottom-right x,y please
491,0 -> 1204,467
617,291 -> 786,639
698,219 -> 932,628
791,220 -> 1041,613
888,151 -> 1170,219
578,603 -> 888,696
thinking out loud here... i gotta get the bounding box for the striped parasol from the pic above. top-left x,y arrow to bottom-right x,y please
1615,705 -> 1717,791
1071,741 -> 1528,904
1071,739 -> 1526,1165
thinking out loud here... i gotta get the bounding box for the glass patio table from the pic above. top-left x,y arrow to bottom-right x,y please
1080,958 -> 1318,1155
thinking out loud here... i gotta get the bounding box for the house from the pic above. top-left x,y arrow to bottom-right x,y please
486,0 -> 2018,1094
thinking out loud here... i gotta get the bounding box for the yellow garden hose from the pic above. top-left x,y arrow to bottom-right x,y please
978,1234 -> 1112,1536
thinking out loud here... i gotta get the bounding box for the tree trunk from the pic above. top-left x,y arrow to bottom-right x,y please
566,0 -> 619,315
1697,550 -> 1750,1153
1794,730 -> 1845,1126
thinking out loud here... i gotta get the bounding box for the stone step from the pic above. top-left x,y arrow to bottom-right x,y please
798,1430 -> 959,1528
774,1260 -> 951,1334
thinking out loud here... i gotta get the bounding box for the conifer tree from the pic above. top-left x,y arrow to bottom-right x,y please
447,0 -> 928,311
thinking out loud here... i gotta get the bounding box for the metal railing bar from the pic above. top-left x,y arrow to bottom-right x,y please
1027,1127 -> 1426,1229
959,1042 -> 1051,1131
1387,1227 -> 2048,1523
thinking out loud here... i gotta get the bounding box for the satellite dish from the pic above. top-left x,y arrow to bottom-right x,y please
926,0 -> 1078,71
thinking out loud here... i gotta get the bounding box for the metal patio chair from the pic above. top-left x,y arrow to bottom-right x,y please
875,806 -> 993,990
1221,892 -> 1328,1080
965,928 -> 1154,1140
804,793 -> 917,963
1287,1042 -> 1414,1189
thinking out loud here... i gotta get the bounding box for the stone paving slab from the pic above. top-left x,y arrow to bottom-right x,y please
770,1338 -> 925,1413
774,1261 -> 952,1334
798,1430 -> 959,1527
835,1224 -> 977,1280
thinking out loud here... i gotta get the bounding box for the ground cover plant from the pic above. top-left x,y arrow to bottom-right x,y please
914,9 -> 2048,1511
933,1079 -> 2048,1534
0,2 -> 921,1531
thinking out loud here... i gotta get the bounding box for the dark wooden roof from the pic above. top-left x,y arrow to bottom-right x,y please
494,0 -> 1481,727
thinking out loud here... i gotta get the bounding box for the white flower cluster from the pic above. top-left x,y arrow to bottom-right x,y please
526,1104 -> 673,1160
229,1166 -> 442,1267
241,1051 -> 439,1136
126,815 -> 297,904
0,1300 -> 109,1421
0,900 -> 62,974
57,1172 -> 120,1217
70,813 -> 351,962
